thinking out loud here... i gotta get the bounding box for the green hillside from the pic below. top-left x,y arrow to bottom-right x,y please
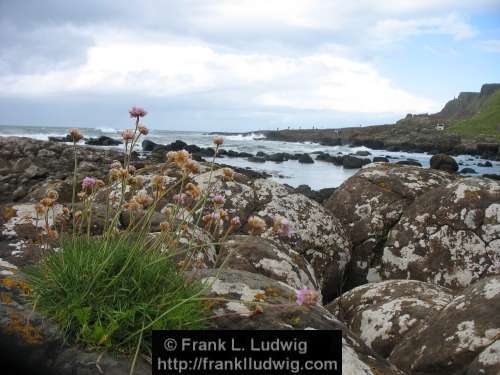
449,89 -> 500,140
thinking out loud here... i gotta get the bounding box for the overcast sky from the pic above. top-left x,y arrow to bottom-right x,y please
1,0 -> 499,131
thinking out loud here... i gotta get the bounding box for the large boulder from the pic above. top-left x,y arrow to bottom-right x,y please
343,155 -> 370,169
189,268 -> 405,375
217,235 -> 319,291
381,177 -> 500,289
252,179 -> 351,303
85,136 -> 121,146
430,153 -> 459,173
194,171 -> 351,303
327,280 -> 453,358
389,276 -> 500,374
466,339 -> 500,375
324,164 -> 453,291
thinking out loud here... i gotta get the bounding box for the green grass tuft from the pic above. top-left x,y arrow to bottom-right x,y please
449,89 -> 500,140
25,235 -> 207,356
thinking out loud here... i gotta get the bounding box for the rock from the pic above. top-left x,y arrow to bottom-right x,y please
381,177 -> 500,290
48,135 -> 73,142
24,164 -> 47,179
294,185 -> 336,204
327,280 -> 453,358
37,149 -> 56,158
85,135 -> 121,146
194,171 -> 351,303
247,156 -> 266,163
324,164 -> 454,291
396,160 -> 422,167
188,268 -> 405,374
484,174 -> 500,181
430,153 -> 459,173
373,156 -> 389,163
479,161 -> 493,167
466,339 -> 500,375
460,167 -> 477,174
141,139 -> 158,151
343,155 -> 370,169
218,235 -> 319,291
389,276 -> 500,374
298,153 -> 314,163
0,270 -> 150,375
477,143 -> 499,155
356,150 -> 371,156
12,186 -> 27,200
252,179 -> 351,302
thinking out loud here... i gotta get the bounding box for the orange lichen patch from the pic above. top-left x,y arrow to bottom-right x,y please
2,206 -> 17,221
202,299 -> 220,310
0,292 -> 14,304
2,312 -> 43,345
264,287 -> 281,297
253,292 -> 266,302
0,277 -> 32,295
464,190 -> 481,200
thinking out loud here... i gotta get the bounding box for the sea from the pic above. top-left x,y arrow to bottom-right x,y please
1,125 -> 499,190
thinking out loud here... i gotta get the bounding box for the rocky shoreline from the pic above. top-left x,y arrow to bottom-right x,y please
0,136 -> 499,374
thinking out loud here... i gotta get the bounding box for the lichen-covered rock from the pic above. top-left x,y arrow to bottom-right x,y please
327,280 -> 453,358
194,172 -> 351,303
189,268 -> 405,374
253,179 -> 351,303
381,177 -> 500,289
0,269 -> 150,375
217,235 -> 319,291
430,154 -> 459,173
389,276 -> 500,374
466,339 -> 500,375
324,164 -> 453,291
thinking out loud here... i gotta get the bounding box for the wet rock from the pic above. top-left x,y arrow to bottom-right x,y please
373,156 -> 389,163
48,135 -> 73,143
85,135 -> 121,146
430,153 -> 459,173
478,161 -> 493,167
356,150 -> 371,156
141,139 -> 158,151
294,185 -> 335,204
396,160 -> 422,167
247,156 -> 266,163
298,153 -> 314,164
484,174 -> 500,181
381,177 -> 500,290
343,155 -> 370,169
390,276 -> 500,374
327,280 -> 453,358
324,164 -> 454,291
460,167 -> 477,174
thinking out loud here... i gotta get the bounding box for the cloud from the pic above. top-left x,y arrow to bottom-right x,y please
372,14 -> 476,45
480,39 -> 500,53
0,30 -> 438,115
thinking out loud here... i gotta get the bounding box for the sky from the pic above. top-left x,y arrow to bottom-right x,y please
0,0 -> 499,131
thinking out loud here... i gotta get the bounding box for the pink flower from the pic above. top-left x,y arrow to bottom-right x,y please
212,194 -> 225,205
230,216 -> 241,227
213,136 -> 224,146
138,123 -> 149,135
295,288 -> 319,306
129,106 -> 147,118
273,216 -> 293,238
81,176 -> 97,190
122,129 -> 135,142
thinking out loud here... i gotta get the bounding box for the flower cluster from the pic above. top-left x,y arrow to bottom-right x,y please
295,288 -> 319,306
247,216 -> 266,235
272,216 -> 293,238
129,106 -> 148,118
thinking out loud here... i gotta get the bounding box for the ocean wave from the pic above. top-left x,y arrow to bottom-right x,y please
224,133 -> 266,141
97,127 -> 118,133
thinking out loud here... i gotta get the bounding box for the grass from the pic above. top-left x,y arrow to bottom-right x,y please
25,234 -> 208,357
449,89 -> 500,140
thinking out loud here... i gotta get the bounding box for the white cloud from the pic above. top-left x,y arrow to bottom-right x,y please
0,32 -> 437,114
480,39 -> 500,53
372,14 -> 476,45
